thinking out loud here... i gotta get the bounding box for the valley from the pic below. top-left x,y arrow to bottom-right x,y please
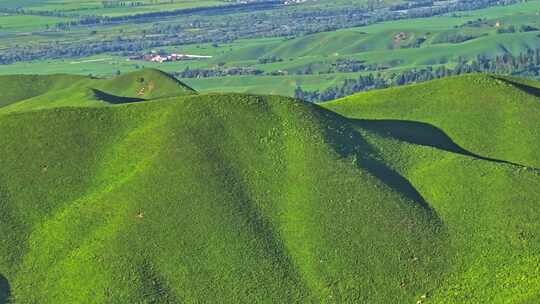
1,0 -> 539,98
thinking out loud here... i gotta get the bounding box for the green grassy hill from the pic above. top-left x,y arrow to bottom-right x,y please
0,71 -> 539,303
322,74 -> 540,302
324,74 -> 540,169
0,74 -> 88,108
0,69 -> 195,114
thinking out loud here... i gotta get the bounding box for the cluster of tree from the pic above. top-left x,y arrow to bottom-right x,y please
331,59 -> 367,73
520,25 -> 539,32
389,0 -> 434,11
173,66 -> 264,78
294,59 -> 382,75
402,37 -> 427,49
101,1 -> 144,8
295,48 -> 540,102
432,33 -> 485,44
295,74 -> 388,102
258,56 -> 283,64
497,25 -> 539,34
460,18 -> 489,28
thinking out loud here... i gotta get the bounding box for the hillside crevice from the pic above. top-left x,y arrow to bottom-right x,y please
351,119 -> 540,170
0,274 -> 9,304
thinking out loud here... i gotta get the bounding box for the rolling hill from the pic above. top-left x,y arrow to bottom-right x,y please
323,73 -> 540,302
0,69 -> 195,114
324,74 -> 540,169
0,70 -> 539,303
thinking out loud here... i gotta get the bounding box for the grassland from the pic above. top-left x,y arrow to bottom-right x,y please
324,74 -> 540,168
1,1 -> 540,96
0,69 -> 539,303
322,74 -> 540,302
0,68 -> 195,112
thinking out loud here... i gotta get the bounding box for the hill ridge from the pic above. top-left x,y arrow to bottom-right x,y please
0,69 -> 196,114
0,71 -> 539,303
0,93 -> 448,303
324,73 -> 540,169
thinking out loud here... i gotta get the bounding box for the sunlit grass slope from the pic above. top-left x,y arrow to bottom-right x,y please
0,68 -> 195,114
324,74 -> 540,168
344,122 -> 540,303
0,92 -> 445,303
0,71 -> 539,303
322,74 -> 540,302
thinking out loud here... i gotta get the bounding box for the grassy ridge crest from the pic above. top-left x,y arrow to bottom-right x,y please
0,71 -> 539,303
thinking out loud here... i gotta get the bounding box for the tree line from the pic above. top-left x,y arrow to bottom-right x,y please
295,48 -> 540,102
173,66 -> 265,78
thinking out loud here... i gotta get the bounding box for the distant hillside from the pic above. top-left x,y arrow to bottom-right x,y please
0,71 -> 539,303
324,74 -> 540,169
0,69 -> 195,114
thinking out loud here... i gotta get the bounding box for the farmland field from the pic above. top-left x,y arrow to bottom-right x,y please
0,0 -> 226,16
1,0 -> 540,97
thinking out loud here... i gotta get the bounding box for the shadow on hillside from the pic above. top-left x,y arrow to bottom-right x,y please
316,109 -> 432,210
91,89 -> 146,104
0,274 -> 9,304
351,119 -> 528,167
494,77 -> 540,98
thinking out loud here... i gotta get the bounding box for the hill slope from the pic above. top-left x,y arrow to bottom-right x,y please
0,69 -> 195,114
345,121 -> 540,303
0,93 -> 447,303
322,74 -> 540,302
324,74 -> 540,169
0,72 -> 539,303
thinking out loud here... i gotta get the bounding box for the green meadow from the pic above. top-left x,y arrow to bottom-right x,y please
0,68 -> 539,303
